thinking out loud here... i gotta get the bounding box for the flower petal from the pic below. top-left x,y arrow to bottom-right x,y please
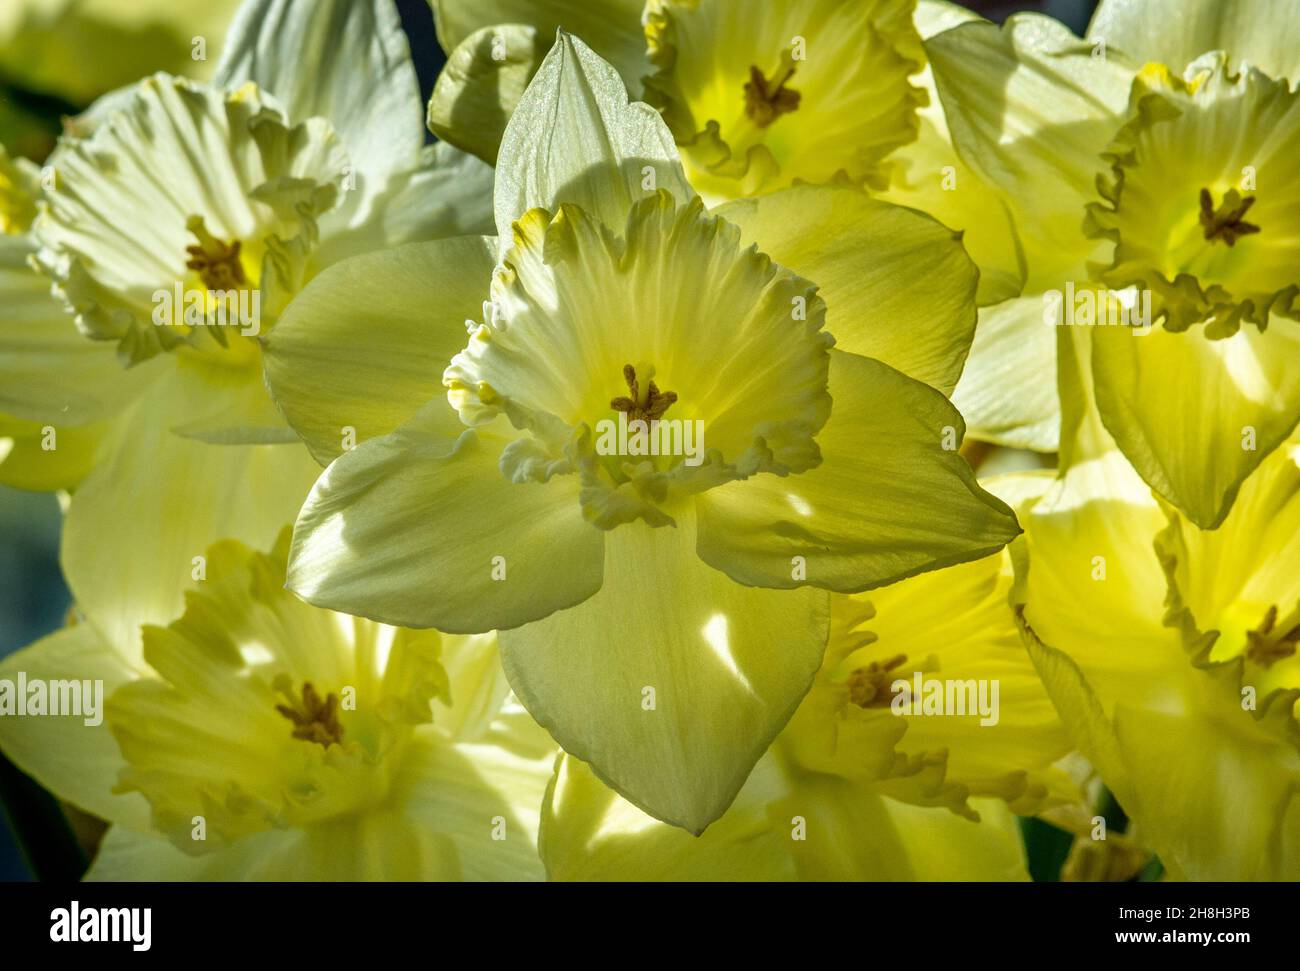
84,817 -> 462,881
263,235 -> 496,465
428,25 -> 549,165
214,0 -> 422,184
950,295 -> 1060,450
0,235 -> 157,425
1088,0 -> 1300,82
541,752 -> 799,880
62,369 -> 321,657
542,753 -> 1030,880
393,733 -> 553,881
287,401 -> 604,633
925,14 -> 1133,286
493,31 -> 693,246
1091,316 -> 1300,528
499,505 -> 829,834
0,623 -> 149,830
696,349 -> 1021,593
715,185 -> 978,395
878,93 -> 1026,308
0,415 -> 104,491
432,0 -> 649,93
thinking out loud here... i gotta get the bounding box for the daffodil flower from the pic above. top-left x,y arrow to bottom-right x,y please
926,0 -> 1300,527
426,0 -> 1037,453
1008,323 -> 1300,879
541,523 -> 1076,879
267,33 -> 1019,834
0,0 -> 494,655
0,531 -> 554,880
639,0 -> 925,198
1015,422 -> 1300,880
1081,54 -> 1300,528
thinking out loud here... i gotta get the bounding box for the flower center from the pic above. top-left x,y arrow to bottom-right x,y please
1198,188 -> 1260,247
274,679 -> 345,748
845,653 -> 908,709
185,215 -> 249,291
610,363 -> 677,423
1245,603 -> 1300,668
743,56 -> 801,128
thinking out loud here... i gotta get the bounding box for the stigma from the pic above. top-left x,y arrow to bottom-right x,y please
1199,188 -> 1260,247
610,363 -> 678,422
275,680 -> 345,748
744,55 -> 801,128
845,653 -> 908,709
185,215 -> 249,291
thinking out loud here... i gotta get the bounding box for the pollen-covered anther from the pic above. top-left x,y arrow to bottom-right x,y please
744,54 -> 801,128
1245,603 -> 1300,667
185,214 -> 248,290
1199,188 -> 1261,247
275,680 -> 345,748
845,653 -> 908,709
610,363 -> 677,422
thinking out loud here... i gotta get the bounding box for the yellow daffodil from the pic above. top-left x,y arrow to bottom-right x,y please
926,0 -> 1300,526
1009,328 -> 1300,880
1017,442 -> 1300,878
426,0 -> 1038,453
0,530 -> 555,880
640,0 -> 925,198
0,0 -> 493,656
265,33 -> 1020,835
1081,54 -> 1300,529
542,524 -> 1077,880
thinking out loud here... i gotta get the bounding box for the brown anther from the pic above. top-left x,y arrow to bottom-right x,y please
185,215 -> 248,291
844,654 -> 909,709
744,55 -> 801,128
1199,188 -> 1260,246
610,363 -> 678,422
275,681 -> 345,748
1245,603 -> 1300,667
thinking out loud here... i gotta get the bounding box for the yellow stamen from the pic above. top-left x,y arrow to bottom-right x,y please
1245,603 -> 1300,667
845,654 -> 908,709
275,680 -> 344,748
1199,188 -> 1260,246
185,214 -> 248,291
744,55 -> 801,128
610,363 -> 678,422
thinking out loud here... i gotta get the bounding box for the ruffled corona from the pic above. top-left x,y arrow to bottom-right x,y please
445,190 -> 834,529
780,549 -> 1073,817
106,533 -> 448,848
32,74 -> 348,368
1155,443 -> 1300,751
643,0 -> 926,199
88,531 -> 553,878
1086,56 -> 1300,338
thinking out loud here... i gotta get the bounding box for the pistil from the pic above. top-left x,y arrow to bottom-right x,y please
1245,603 -> 1300,667
611,363 -> 677,422
275,680 -> 345,748
845,654 -> 908,709
1199,188 -> 1260,246
185,215 -> 248,291
744,55 -> 801,128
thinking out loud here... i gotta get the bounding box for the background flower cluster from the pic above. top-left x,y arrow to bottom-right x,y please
0,0 -> 1296,883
